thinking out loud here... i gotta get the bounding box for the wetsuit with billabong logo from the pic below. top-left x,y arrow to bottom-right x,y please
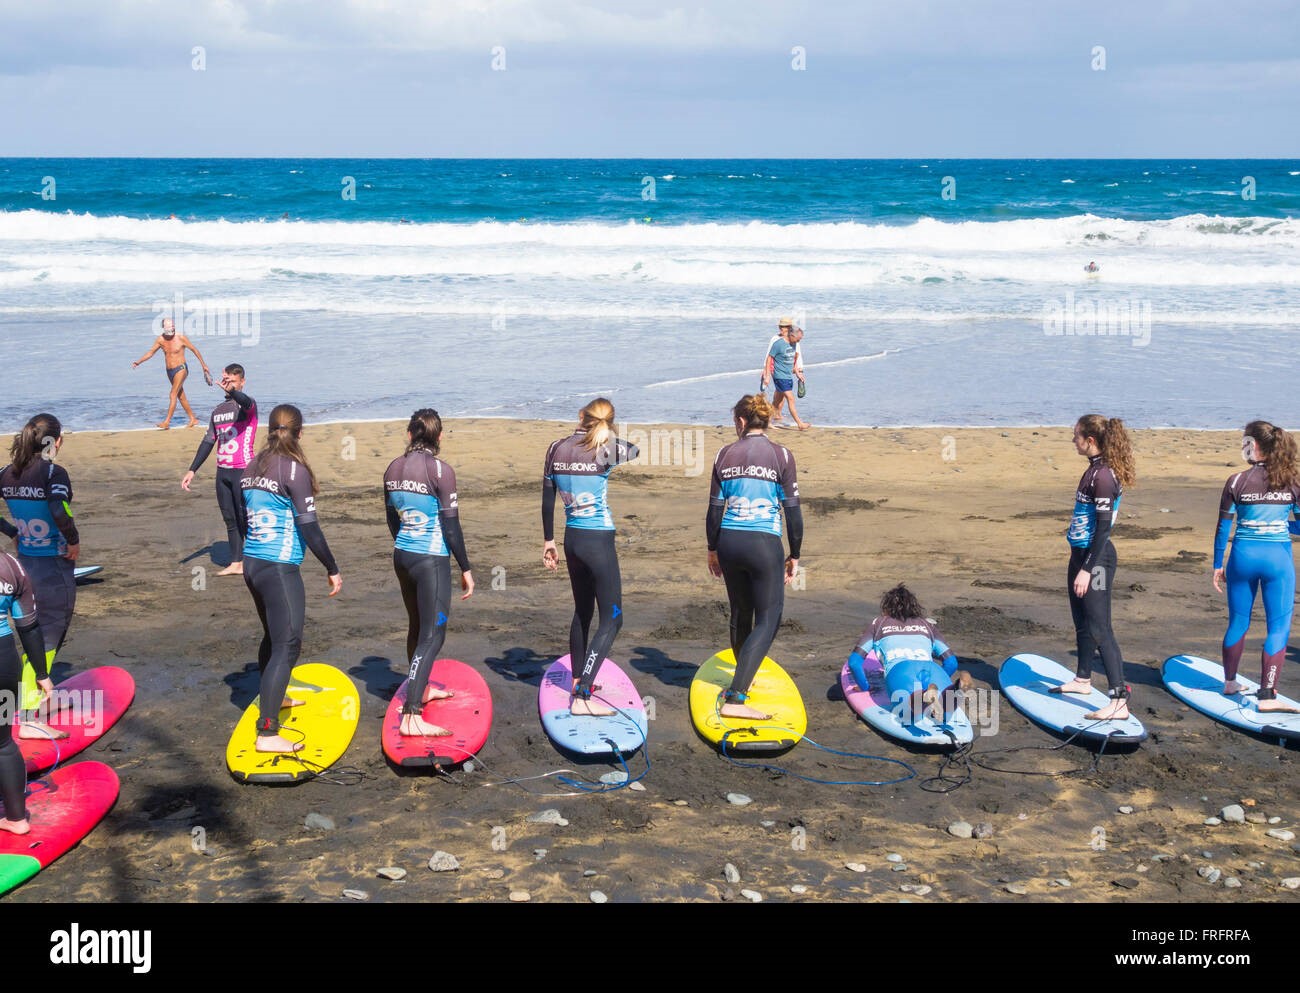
385,449 -> 473,717
1066,455 -> 1125,694
706,433 -> 803,702
848,615 -> 957,723
542,431 -> 638,697
1214,462 -> 1300,698
241,454 -> 338,737
0,552 -> 46,819
189,387 -> 258,563
0,458 -> 79,709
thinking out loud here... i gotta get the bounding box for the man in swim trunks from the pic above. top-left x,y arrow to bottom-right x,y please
761,320 -> 810,430
131,318 -> 212,429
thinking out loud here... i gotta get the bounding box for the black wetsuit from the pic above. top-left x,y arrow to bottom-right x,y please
384,450 -> 472,717
705,433 -> 803,701
1066,456 -> 1125,693
0,553 -> 47,822
542,432 -> 638,696
189,388 -> 257,563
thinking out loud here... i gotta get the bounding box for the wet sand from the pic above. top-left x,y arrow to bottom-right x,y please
9,420 -> 1299,904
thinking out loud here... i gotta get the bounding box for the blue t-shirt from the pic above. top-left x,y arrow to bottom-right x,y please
768,337 -> 797,380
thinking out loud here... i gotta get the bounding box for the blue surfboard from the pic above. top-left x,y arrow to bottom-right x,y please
1162,654 -> 1300,746
538,656 -> 647,757
999,653 -> 1146,745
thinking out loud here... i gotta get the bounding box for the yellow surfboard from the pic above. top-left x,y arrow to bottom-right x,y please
690,649 -> 807,753
226,662 -> 360,784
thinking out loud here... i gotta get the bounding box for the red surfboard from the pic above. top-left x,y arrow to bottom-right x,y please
382,659 -> 492,769
0,761 -> 120,895
19,666 -> 135,775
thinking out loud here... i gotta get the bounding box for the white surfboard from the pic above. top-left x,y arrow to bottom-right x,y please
1162,654 -> 1300,746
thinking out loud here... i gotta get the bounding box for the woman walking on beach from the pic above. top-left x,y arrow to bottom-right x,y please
846,584 -> 972,724
1053,413 -> 1136,721
541,398 -> 638,716
0,414 -> 78,740
240,405 -> 342,753
1212,421 -> 1300,712
384,409 -> 475,737
0,553 -> 52,834
706,394 -> 802,719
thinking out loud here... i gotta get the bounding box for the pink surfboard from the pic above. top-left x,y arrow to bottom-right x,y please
538,655 -> 647,756
381,659 -> 492,769
19,666 -> 135,775
0,761 -> 120,895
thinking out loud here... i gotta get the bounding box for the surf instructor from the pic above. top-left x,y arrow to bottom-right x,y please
706,394 -> 802,720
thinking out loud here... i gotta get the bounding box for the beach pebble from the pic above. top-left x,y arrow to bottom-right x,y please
844,862 -> 867,873
589,891 -> 608,904
1221,804 -> 1245,823
891,864 -> 908,872
724,863 -> 741,884
1201,851 -> 1215,859
628,781 -> 646,792
485,868 -> 505,880
304,813 -> 335,831
343,889 -> 369,901
509,890 -> 531,902
1247,861 -> 1263,870
885,853 -> 904,863
583,869 -> 598,877
726,793 -> 752,806
1137,864 -> 1149,873
740,889 -> 762,903
1160,508 -> 1170,513
1224,877 -> 1242,889
1198,866 -> 1221,883
974,823 -> 994,840
428,851 -> 460,872
1267,829 -> 1295,842
376,867 -> 407,881
527,808 -> 570,826
1204,817 -> 1222,826
673,800 -> 688,807
790,885 -> 808,895
1051,878 -> 1072,888
900,884 -> 931,896
760,820 -> 776,828
1151,854 -> 1173,863
1005,883 -> 1027,895
463,761 -> 475,773
1280,878 -> 1300,890
948,821 -> 974,839
1112,878 -> 1141,889
533,848 -> 548,859
1118,806 -> 1134,814
599,772 -> 628,786
1268,817 -> 1283,825
1246,813 -> 1267,824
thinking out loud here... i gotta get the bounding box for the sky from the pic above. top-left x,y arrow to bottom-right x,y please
1,0 -> 1298,157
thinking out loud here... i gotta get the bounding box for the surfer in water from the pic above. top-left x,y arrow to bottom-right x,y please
846,584 -> 972,725
384,408 -> 475,736
181,364 -> 257,576
706,394 -> 802,719
240,405 -> 342,753
541,399 -> 639,716
1213,421 -> 1300,712
0,552 -> 53,834
131,318 -> 213,430
1053,414 -> 1136,721
1084,261 -> 1100,273
0,414 -> 77,741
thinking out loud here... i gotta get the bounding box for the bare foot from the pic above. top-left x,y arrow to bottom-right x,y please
254,734 -> 303,753
279,697 -> 306,709
1052,677 -> 1093,695
1222,680 -> 1243,696
797,421 -> 813,431
1085,700 -> 1130,721
215,563 -> 244,576
156,422 -> 171,431
421,686 -> 454,704
922,683 -> 941,722
17,721 -> 68,740
399,714 -> 452,737
952,670 -> 974,692
186,419 -> 201,429
570,696 -> 616,717
1257,698 -> 1300,713
719,702 -> 771,720
0,818 -> 31,835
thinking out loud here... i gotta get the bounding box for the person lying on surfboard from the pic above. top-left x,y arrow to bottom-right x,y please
846,584 -> 972,725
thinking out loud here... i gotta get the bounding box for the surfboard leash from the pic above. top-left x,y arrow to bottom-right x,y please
258,724 -> 367,786
717,727 -> 917,787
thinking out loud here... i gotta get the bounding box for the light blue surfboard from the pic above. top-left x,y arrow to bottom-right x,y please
538,656 -> 647,756
1162,654 -> 1300,746
999,653 -> 1146,745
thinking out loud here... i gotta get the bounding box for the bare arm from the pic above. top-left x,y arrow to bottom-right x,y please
132,339 -> 162,367
182,335 -> 210,371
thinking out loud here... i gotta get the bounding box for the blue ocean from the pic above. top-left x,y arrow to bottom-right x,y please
1,158 -> 1298,430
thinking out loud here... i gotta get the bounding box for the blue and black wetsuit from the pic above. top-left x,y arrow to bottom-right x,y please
1215,463 -> 1300,697
848,615 -> 957,724
706,433 -> 803,701
384,449 -> 472,717
1066,455 -> 1125,694
0,553 -> 46,822
241,455 -> 338,738
542,431 -> 638,697
0,458 -> 79,711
